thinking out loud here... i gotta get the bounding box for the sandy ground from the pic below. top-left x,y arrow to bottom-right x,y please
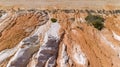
0,0 -> 120,9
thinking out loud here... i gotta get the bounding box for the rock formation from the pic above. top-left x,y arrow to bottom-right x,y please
0,9 -> 120,67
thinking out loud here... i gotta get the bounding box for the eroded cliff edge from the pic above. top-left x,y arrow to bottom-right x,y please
0,9 -> 120,67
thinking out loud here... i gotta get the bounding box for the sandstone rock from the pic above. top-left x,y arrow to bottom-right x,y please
0,9 -> 120,67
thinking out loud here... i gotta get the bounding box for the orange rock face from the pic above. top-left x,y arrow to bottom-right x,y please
0,9 -> 120,67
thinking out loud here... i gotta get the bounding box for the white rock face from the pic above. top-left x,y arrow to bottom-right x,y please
0,47 -> 17,64
59,44 -> 69,67
80,18 -> 85,23
112,31 -> 120,41
101,34 -> 120,58
101,34 -> 115,49
6,11 -> 50,67
0,39 -> 24,64
34,22 -> 61,67
73,45 -> 88,66
0,13 -> 8,20
7,35 -> 40,67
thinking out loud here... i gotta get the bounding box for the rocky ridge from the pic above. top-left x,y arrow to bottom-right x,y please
0,9 -> 120,67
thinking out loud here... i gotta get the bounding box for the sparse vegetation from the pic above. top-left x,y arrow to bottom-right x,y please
0,13 -> 2,17
70,18 -> 75,21
85,14 -> 105,30
51,18 -> 57,23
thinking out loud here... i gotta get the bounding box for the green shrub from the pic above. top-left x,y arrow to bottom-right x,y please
92,21 -> 104,30
85,14 -> 105,30
0,13 -> 2,17
51,18 -> 57,23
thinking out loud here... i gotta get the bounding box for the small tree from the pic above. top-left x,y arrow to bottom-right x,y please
51,18 -> 57,23
85,14 -> 105,30
0,13 -> 2,17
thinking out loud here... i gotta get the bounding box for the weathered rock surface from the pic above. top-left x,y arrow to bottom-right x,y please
0,9 -> 120,67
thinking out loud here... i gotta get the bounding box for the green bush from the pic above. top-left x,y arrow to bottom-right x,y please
0,13 -> 2,17
85,14 -> 105,30
51,18 -> 57,23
